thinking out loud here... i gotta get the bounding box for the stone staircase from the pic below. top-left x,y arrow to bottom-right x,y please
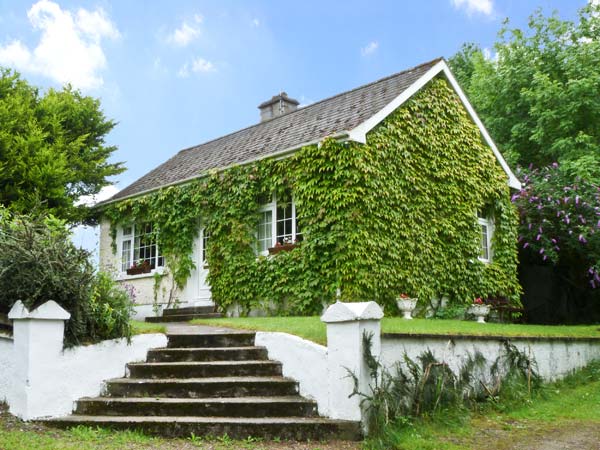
47,331 -> 361,440
145,305 -> 222,323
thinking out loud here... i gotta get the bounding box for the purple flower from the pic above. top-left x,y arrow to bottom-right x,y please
579,234 -> 587,244
536,234 -> 542,241
523,242 -> 530,249
551,238 -> 557,244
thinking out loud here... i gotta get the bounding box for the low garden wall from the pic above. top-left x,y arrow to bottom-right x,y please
0,300 -> 167,420
255,332 -> 329,415
256,301 -> 600,428
0,335 -> 14,403
380,334 -> 600,381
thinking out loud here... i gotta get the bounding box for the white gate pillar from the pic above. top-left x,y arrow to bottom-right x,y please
321,301 -> 383,422
8,300 -> 70,420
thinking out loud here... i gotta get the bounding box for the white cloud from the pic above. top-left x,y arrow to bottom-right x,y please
76,185 -> 120,207
177,57 -> 215,78
252,18 -> 260,27
360,41 -> 379,57
167,14 -> 203,47
0,0 -> 119,90
451,0 -> 493,16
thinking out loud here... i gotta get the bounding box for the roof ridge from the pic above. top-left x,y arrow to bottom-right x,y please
174,57 -> 444,156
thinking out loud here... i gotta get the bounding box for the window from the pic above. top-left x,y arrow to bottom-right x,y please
477,213 -> 493,263
119,223 -> 164,273
201,229 -> 210,266
257,193 -> 302,254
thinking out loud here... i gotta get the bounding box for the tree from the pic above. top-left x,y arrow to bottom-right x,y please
0,68 -> 124,224
449,4 -> 600,181
512,164 -> 600,288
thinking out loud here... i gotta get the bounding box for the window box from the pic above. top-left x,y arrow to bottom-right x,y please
268,243 -> 297,255
126,265 -> 152,276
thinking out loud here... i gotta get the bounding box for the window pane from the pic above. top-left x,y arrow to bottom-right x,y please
257,210 -> 272,252
276,202 -> 293,244
480,223 -> 489,260
121,240 -> 131,272
133,223 -> 162,269
202,231 -> 210,264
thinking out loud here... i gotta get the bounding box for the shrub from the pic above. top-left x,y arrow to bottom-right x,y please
512,164 -> 600,288
0,209 -> 132,346
88,272 -> 133,343
352,332 -> 540,445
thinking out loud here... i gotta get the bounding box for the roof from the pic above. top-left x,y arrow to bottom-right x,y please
108,58 -> 443,202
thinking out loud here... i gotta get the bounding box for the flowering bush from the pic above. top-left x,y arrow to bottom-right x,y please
512,164 -> 600,288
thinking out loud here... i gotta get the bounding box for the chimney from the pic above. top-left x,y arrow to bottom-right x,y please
258,92 -> 299,122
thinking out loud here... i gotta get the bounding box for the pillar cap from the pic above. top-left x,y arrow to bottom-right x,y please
321,301 -> 383,323
8,300 -> 71,321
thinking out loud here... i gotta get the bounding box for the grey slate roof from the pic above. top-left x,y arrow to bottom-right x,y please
109,58 -> 442,202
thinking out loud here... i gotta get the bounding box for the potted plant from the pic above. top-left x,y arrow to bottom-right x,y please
126,260 -> 151,276
469,297 -> 491,323
268,237 -> 298,255
396,293 -> 418,319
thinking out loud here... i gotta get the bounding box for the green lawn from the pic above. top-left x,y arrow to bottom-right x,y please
131,320 -> 166,335
374,362 -> 600,450
191,316 -> 600,345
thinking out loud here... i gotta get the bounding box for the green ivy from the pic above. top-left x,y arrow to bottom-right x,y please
103,77 -> 521,314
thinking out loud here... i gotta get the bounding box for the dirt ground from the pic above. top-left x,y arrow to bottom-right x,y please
447,418 -> 600,450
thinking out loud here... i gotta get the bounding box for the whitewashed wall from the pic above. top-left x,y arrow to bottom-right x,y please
2,301 -> 167,420
380,334 -> 600,382
256,332 -> 329,415
0,336 -> 14,403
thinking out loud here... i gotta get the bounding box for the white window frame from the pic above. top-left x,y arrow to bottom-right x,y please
257,193 -> 301,256
477,215 -> 494,263
200,227 -> 210,268
117,223 -> 165,277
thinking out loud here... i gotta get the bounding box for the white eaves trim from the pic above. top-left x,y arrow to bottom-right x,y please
347,59 -> 521,190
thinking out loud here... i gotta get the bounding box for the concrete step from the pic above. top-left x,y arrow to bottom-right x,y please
145,313 -> 222,323
167,332 -> 255,348
162,306 -> 216,316
127,361 -> 282,379
74,396 -> 318,417
45,415 -> 362,441
147,346 -> 269,363
106,376 -> 299,398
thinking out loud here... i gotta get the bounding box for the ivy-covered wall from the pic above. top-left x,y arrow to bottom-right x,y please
103,76 -> 521,314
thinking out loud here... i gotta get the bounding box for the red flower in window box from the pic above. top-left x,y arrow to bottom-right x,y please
126,260 -> 152,275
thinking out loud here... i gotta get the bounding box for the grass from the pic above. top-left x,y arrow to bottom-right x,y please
131,320 -> 166,335
364,361 -> 600,449
0,411 -> 358,449
191,316 -> 600,345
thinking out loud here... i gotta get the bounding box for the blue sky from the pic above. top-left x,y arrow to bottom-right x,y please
0,0 -> 590,251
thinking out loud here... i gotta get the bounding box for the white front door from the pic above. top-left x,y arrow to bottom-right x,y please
197,228 -> 212,304
181,227 -> 212,306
